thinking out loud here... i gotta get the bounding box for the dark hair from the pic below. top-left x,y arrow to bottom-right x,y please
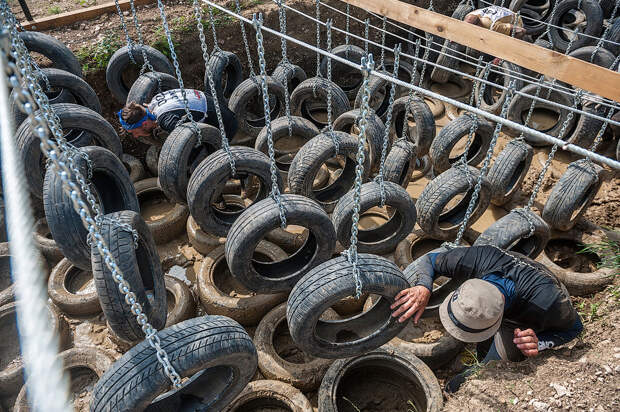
121,101 -> 146,124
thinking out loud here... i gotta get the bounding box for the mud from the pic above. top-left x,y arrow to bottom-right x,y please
273,317 -> 314,365
64,267 -> 96,296
69,366 -> 99,412
0,310 -> 20,371
544,239 -> 600,273
232,397 -> 292,412
398,316 -> 447,344
138,190 -> 175,222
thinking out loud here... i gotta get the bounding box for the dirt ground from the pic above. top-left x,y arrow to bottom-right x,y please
3,0 -> 620,411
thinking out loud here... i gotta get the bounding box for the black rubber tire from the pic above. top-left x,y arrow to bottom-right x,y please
332,109 -> 385,170
474,209 -> 551,258
287,254 -> 409,359
394,229 -> 471,270
225,194 -> 336,293
163,275 -> 195,327
125,71 -> 179,105
534,37 -> 553,49
431,4 -> 473,83
332,181 -> 417,254
43,146 -> 139,270
19,31 -> 81,77
416,166 -> 492,240
506,83 -> 576,145
121,153 -> 146,183
47,258 -> 100,316
91,210 -> 166,342
521,8 -> 548,37
90,315 -> 257,412
318,344 -> 443,412
604,17 -> 620,56
391,96 -> 436,157
548,0 -> 603,52
383,139 -> 418,189
106,45 -> 174,102
487,140 -> 534,206
542,159 -> 604,230
254,116 -> 319,173
157,124 -> 222,204
566,101 -> 606,147
290,77 -> 351,130
187,146 -> 283,237
319,44 -> 365,99
568,45 -> 616,68
271,62 -> 307,93
229,76 -> 286,137
598,0 -> 616,17
205,50 -> 244,102
10,68 -> 100,130
474,61 -> 525,115
223,379 -> 313,412
16,103 -> 122,199
287,133 -> 370,213
145,145 -> 161,176
429,115 -> 494,175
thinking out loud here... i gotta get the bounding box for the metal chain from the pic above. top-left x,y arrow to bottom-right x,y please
591,0 -> 619,62
428,0 -> 435,12
193,0 -> 235,174
128,0 -> 158,79
345,54 -> 374,299
113,0 -> 136,64
364,18 -> 370,56
276,0 -> 293,137
374,44 -> 400,207
400,39 -> 420,142
315,0 -> 321,78
235,0 -> 256,77
379,16 -> 387,69
254,14 -> 287,228
589,106 -> 615,152
326,18 -> 339,152
516,74 -> 546,141
0,8 -> 183,389
345,3 -> 350,46
207,4 -> 222,53
415,34 -> 433,93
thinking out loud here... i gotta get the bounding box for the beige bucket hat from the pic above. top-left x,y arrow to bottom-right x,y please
439,278 -> 504,343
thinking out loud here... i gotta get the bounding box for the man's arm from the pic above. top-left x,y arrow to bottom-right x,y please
537,314 -> 584,351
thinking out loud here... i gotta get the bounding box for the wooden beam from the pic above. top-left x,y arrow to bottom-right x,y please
20,0 -> 155,31
342,0 -> 620,102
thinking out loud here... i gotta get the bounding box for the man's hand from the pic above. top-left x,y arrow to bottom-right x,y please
513,328 -> 539,357
390,286 -> 431,324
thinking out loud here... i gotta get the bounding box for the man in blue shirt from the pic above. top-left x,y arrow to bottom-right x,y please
391,245 -> 583,392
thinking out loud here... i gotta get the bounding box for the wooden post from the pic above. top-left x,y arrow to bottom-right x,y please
342,0 -> 620,102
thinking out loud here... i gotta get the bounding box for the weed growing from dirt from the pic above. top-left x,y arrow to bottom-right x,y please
48,5 -> 62,15
407,400 -> 419,412
76,31 -> 122,74
577,300 -> 602,323
580,231 -> 620,273
342,396 -> 361,412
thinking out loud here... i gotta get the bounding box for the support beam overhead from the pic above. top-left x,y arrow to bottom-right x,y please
342,0 -> 620,102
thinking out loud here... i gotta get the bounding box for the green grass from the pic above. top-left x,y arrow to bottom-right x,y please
48,6 -> 62,15
76,0 -> 96,7
75,31 -> 122,74
579,232 -> 620,273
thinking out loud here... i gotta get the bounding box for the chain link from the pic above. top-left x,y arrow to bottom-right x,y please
516,74 -> 546,141
128,0 -> 159,81
315,0 -> 321,78
235,0 -> 256,77
400,39 -> 420,142
207,3 -> 222,53
325,18 -> 339,152
364,18 -> 370,57
379,16 -> 387,69
276,0 -> 293,137
591,0 -> 619,62
113,0 -> 136,64
345,3 -> 350,46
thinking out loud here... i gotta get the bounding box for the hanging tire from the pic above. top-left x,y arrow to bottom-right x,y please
145,145 -> 161,176
43,146 -> 139,270
19,31 -> 81,77
163,275 -> 195,327
548,0 -> 603,52
521,8 -> 548,38
430,4 -> 473,83
395,229 -> 471,269
90,315 -> 257,411
391,95 -> 436,156
47,258 -> 100,316
287,254 -> 409,359
158,123 -> 222,204
106,45 -> 174,102
542,159 -> 604,231
429,115 -> 494,175
229,76 -> 286,138
254,116 -> 319,174
121,153 -> 146,183
223,380 -> 313,412
319,44 -> 365,99
288,133 -> 370,213
332,181 -> 417,254
332,109 -> 385,170
272,61 -> 307,93
604,17 -> 620,55
205,50 -> 244,102
474,209 -> 551,258
187,146 -> 283,237
474,61 -> 525,115
568,45 -> 616,68
538,227 -> 615,296
566,101 -> 606,148
226,194 -> 336,293
198,243 -> 288,326
33,218 -> 64,265
383,139 -> 417,189
187,215 -> 226,255
487,140 -> 534,206
416,166 -> 492,240
126,71 -> 179,105
318,344 -> 443,412
290,76 -> 351,130
10,68 -> 100,130
17,103 -> 122,199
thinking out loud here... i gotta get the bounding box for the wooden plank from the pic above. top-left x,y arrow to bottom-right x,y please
21,0 -> 155,31
342,0 -> 620,102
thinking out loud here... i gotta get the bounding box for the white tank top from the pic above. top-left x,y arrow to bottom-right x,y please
148,89 -> 208,121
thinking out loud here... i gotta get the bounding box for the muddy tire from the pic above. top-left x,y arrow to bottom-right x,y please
33,218 -> 63,265
121,154 -> 145,183
430,115 -> 494,175
542,160 -> 604,231
318,344 -> 443,412
125,71 -> 179,105
91,315 -> 257,411
163,275 -> 195,327
198,243 -> 288,326
332,109 -> 385,170
229,76 -> 286,138
48,258 -> 100,316
548,0 -> 603,52
223,380 -> 312,412
205,50 -> 243,102
91,211 -> 166,342
566,102 -> 606,148
474,61 -> 525,115
287,254 -> 409,359
416,166 -> 491,240
430,5 -> 473,83
391,96 -> 436,157
319,44 -> 365,99
44,146 -> 139,270
19,31 -> 81,77
186,215 -> 225,256
288,133 -> 370,213
395,229 -> 470,269
568,45 -> 616,68
487,140 -> 534,206
290,77 -> 350,130
272,62 -> 307,92
226,194 -> 336,293
17,104 -> 122,199
158,124 -> 222,204
145,145 -> 161,176
332,181 -> 416,254
106,45 -> 174,102
383,139 -> 417,188
187,147 -> 282,237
